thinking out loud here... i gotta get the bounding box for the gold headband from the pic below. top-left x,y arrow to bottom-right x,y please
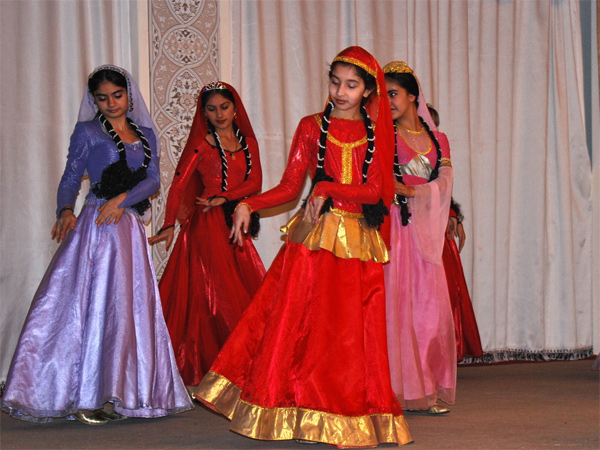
332,56 -> 377,78
383,61 -> 413,74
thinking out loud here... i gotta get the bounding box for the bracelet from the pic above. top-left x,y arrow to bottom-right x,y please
59,206 -> 74,215
234,202 -> 253,214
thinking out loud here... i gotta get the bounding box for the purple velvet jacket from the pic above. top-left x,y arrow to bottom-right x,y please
56,119 -> 159,218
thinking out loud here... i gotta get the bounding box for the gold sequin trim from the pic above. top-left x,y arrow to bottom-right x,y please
315,116 -> 367,184
441,157 -> 452,167
331,207 -> 364,218
332,55 -> 377,78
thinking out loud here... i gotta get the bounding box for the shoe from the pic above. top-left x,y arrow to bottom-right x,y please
426,404 -> 450,415
73,410 -> 108,425
96,409 -> 128,421
294,439 -> 318,445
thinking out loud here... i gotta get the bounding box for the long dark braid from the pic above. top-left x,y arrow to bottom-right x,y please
92,113 -> 152,215
421,116 -> 442,181
209,121 -> 260,237
301,101 -> 335,213
393,126 -> 411,226
394,115 -> 443,226
209,122 -> 251,190
360,105 -> 388,228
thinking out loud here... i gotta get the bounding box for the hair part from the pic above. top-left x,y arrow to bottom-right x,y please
88,69 -> 128,94
200,88 -> 236,110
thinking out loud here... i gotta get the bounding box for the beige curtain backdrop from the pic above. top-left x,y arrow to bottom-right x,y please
0,0 -> 149,381
0,0 -> 598,382
218,0 -> 597,361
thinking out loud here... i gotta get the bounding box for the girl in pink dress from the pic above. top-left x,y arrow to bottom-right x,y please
383,61 -> 456,413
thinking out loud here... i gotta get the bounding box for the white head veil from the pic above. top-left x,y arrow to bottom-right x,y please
77,65 -> 158,144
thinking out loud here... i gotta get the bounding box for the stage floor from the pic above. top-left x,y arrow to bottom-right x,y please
1,359 -> 598,449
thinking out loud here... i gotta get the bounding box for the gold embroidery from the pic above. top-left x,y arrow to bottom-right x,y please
441,157 -> 452,167
332,55 -> 377,78
315,116 -> 367,184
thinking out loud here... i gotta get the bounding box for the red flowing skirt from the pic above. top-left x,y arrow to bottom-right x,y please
442,234 -> 483,361
194,241 -> 412,447
159,206 -> 265,386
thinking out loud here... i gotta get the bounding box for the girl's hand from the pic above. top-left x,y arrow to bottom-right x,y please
96,193 -> 127,227
51,209 -> 77,243
148,226 -> 175,250
446,216 -> 457,238
230,204 -> 250,247
456,222 -> 466,253
303,196 -> 325,225
196,196 -> 227,212
394,180 -> 415,198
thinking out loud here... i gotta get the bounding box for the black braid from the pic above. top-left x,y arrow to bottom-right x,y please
420,116 -> 442,181
235,123 -> 252,181
394,117 -> 443,226
91,114 -> 152,215
209,121 -> 260,237
450,198 -> 464,223
360,105 -> 387,228
393,125 -> 412,226
301,101 -> 334,214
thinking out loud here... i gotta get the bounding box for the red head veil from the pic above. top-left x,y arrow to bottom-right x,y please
175,82 -> 256,223
331,46 -> 395,247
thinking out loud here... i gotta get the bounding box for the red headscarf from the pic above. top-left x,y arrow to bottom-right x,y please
176,82 -> 256,223
331,46 -> 395,247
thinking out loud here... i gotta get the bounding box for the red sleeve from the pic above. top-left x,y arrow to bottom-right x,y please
312,148 -> 383,204
220,137 -> 262,201
245,116 -> 315,212
162,137 -> 204,227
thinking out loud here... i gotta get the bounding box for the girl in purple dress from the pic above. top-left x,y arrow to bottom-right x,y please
1,66 -> 193,424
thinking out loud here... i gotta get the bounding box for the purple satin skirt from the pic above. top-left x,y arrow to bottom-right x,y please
1,199 -> 194,422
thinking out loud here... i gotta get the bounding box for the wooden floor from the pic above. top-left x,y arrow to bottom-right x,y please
1,360 -> 599,450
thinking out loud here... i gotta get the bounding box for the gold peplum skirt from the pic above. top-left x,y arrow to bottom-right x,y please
281,208 -> 389,263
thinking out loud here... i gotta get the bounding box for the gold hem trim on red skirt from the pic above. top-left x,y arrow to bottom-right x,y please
193,371 -> 413,448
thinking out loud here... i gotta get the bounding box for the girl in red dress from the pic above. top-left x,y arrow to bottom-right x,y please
191,46 -> 412,448
150,82 -> 266,386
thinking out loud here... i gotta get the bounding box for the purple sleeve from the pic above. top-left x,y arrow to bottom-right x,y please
118,129 -> 160,208
56,123 -> 90,218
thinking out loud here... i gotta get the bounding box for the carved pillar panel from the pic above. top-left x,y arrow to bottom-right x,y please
149,0 -> 219,277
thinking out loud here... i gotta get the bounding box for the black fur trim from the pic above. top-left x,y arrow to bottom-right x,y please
301,172 -> 334,215
92,159 -> 150,215
363,199 -> 389,229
